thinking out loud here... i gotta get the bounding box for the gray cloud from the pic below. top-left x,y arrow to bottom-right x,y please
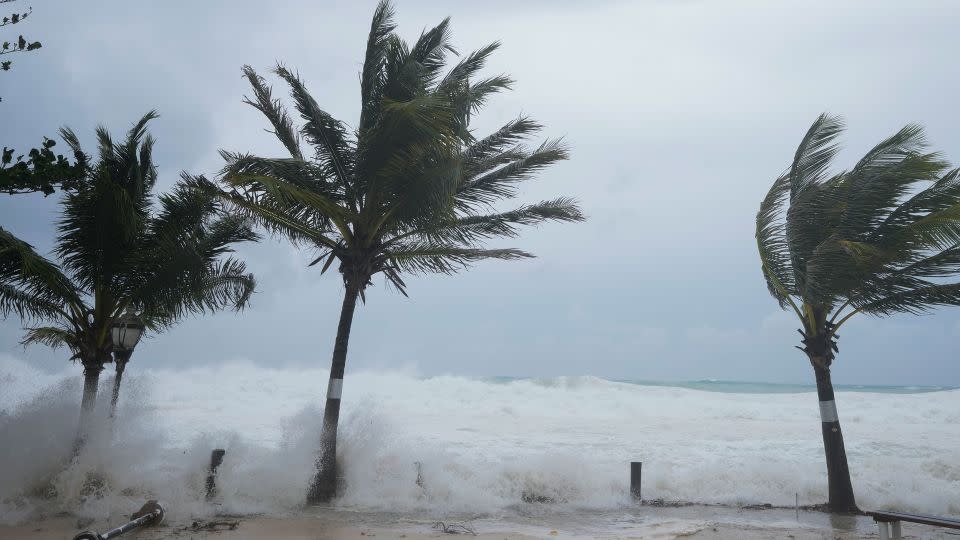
2,0 -> 959,385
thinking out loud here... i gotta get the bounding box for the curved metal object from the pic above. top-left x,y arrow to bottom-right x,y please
72,500 -> 164,540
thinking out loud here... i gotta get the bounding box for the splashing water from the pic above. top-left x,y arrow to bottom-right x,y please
1,355 -> 959,525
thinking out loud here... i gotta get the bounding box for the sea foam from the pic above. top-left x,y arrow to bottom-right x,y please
1,355 -> 958,524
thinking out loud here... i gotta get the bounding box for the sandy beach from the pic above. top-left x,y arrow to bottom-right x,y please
5,504 -> 960,540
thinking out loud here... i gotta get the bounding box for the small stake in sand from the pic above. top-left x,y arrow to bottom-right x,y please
72,500 -> 164,540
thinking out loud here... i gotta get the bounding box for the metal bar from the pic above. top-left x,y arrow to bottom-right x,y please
101,512 -> 158,539
72,501 -> 164,540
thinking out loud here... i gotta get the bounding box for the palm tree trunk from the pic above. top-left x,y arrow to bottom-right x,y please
109,353 -> 130,418
73,361 -> 103,455
306,284 -> 360,504
811,361 -> 858,513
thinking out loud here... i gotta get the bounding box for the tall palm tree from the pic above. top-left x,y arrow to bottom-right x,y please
0,112 -> 258,450
201,0 -> 584,503
756,113 -> 960,512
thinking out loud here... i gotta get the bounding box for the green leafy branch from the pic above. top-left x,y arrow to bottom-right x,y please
1,136 -> 87,196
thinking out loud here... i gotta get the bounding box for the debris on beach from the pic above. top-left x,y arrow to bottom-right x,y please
189,519 -> 240,531
72,500 -> 165,540
432,521 -> 477,535
739,503 -> 774,511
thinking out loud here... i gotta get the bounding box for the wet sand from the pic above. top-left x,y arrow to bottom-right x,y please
3,505 -> 958,539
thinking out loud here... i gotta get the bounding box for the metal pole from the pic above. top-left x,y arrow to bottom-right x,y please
630,462 -> 642,501
878,522 -> 889,540
72,500 -> 164,540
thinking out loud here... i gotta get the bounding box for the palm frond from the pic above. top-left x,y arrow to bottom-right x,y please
755,173 -> 797,309
20,325 -> 78,352
463,116 -> 541,174
439,41 -> 500,90
220,169 -> 351,242
788,113 -> 844,200
144,257 -> 256,328
194,174 -> 340,249
458,139 -> 569,212
242,65 -> 303,160
839,124 -> 946,238
857,282 -> 960,316
274,65 -> 356,191
387,242 -> 532,275
409,16 -> 455,87
358,0 -> 397,139
0,227 -> 79,319
395,197 -> 583,246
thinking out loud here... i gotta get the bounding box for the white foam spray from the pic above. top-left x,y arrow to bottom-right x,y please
1,355 -> 958,525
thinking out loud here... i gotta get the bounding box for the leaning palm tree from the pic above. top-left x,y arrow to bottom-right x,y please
101,179 -> 260,419
756,113 -> 960,512
0,113 -> 258,450
201,0 -> 583,503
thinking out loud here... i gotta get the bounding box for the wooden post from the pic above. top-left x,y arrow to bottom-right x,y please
205,449 -> 226,501
630,462 -> 642,501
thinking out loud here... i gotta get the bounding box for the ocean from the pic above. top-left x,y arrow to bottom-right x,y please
1,355 -> 959,525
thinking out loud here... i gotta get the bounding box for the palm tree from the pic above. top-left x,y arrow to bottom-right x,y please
0,112 -> 258,450
756,113 -> 960,512
201,0 -> 584,503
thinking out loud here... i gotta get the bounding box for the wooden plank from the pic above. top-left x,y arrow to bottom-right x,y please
867,510 -> 960,529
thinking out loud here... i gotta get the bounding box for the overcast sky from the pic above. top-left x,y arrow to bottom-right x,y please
1,0 -> 959,385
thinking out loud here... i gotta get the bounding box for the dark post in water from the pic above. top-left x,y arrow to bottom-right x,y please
630,461 -> 642,501
206,449 -> 226,501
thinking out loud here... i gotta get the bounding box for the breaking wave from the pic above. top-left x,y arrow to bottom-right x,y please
1,355 -> 959,524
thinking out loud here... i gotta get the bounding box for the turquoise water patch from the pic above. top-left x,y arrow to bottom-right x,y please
481,376 -> 956,394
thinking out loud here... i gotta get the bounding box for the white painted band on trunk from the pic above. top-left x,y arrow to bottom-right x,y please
327,378 -> 343,400
819,400 -> 838,423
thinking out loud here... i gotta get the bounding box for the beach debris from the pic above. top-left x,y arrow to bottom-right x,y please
520,490 -> 557,504
190,519 -> 240,531
643,498 -> 695,508
740,503 -> 774,511
432,521 -> 477,535
72,499 -> 164,540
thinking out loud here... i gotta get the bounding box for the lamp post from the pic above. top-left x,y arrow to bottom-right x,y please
109,307 -> 144,417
